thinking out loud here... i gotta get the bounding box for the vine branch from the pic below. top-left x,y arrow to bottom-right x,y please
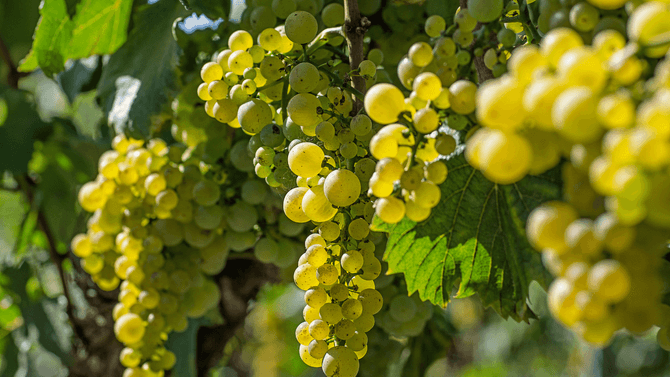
0,33 -> 28,89
343,0 -> 369,113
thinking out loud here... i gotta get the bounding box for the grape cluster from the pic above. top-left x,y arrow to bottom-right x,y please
527,202 -> 667,347
73,135 -> 226,377
537,0 -> 628,38
465,2 -> 670,347
376,280 -> 434,337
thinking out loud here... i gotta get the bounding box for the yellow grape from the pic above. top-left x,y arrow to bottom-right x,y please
364,84 -> 406,124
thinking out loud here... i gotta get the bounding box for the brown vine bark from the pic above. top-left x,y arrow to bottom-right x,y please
343,0 -> 369,113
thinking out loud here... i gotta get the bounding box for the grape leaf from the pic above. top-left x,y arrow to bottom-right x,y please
18,0 -> 73,76
165,317 -> 211,377
97,0 -> 188,137
0,87 -> 51,174
372,153 -> 559,322
19,0 -> 132,76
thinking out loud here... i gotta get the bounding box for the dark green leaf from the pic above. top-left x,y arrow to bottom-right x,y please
189,0 -> 231,20
0,333 -> 20,377
57,56 -> 102,103
372,153 -> 560,321
165,317 -> 211,377
67,0 -> 133,58
4,263 -> 71,362
97,0 -> 188,137
0,87 -> 51,174
18,0 -> 73,76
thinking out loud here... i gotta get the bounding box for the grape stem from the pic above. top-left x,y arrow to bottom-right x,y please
343,0 -> 369,113
317,66 -> 366,102
281,75 -> 290,123
458,0 -> 494,82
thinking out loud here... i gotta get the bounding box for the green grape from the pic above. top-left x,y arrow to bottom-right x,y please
467,0 -> 503,23
409,42 -> 433,67
308,339 -> 328,359
340,250 -> 363,273
303,185 -> 338,222
305,244 -> 328,267
251,7 -> 277,33
229,30 -> 253,51
258,27 -> 282,51
227,201 -> 258,233
273,0 -> 297,18
284,187 -> 311,223
288,142 -> 324,177
278,214 -> 305,237
153,219 -> 184,247
359,60 -> 376,78
346,331 -> 367,352
254,237 -> 280,263
497,28 -> 517,47
241,180 -> 268,205
569,2 -> 600,32
201,62 -> 223,83
334,319 -> 356,340
316,121 -> 336,141
294,263 -> 319,290
425,15 -> 446,37
317,263 -> 339,286
255,164 -> 272,178
238,99 -> 273,135
321,3 -> 344,27
358,288 -> 383,314
453,29 -> 473,46
318,221 -> 339,241
305,233 -> 326,248
322,346 -> 359,377
360,257 -> 381,280
320,302 -> 343,324
389,295 -> 417,322
226,230 -> 257,252
341,298 -> 363,320
305,286 -> 329,308
367,49 -> 384,65
254,146 -> 276,166
448,80 -> 477,115
350,115 -> 372,136
207,80 -> 228,100
260,56 -> 285,82
323,169 -> 361,207
296,321 -> 313,345
114,313 -> 146,345
199,237 -> 229,275
309,319 -> 330,340
285,11 -> 318,44
183,222 -> 216,248
347,219 -> 369,241
364,84 -> 405,124
329,283 -> 349,302
552,87 -> 601,143
353,312 -> 375,332
425,160 -> 448,184
290,62 -> 320,93
193,180 -> 220,206
288,93 -> 321,128
194,205 -> 224,230
300,344 -> 323,367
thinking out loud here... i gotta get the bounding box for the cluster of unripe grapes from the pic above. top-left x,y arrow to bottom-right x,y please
376,279 -> 434,337
73,135 -> 227,377
467,1 -> 670,348
538,0 -> 628,38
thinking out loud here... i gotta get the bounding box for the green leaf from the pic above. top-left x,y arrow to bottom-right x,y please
18,0 -> 73,76
67,0 -> 133,58
165,317 -> 211,377
372,153 -> 560,321
19,0 -> 132,76
0,333 -> 20,377
189,0 -> 231,20
57,56 -> 102,103
97,0 -> 188,137
0,87 -> 51,174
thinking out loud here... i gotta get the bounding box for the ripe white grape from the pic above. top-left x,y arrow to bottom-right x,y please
323,169 -> 361,207
322,346 -> 359,377
364,84 -> 406,124
290,62 -> 320,93
285,11 -> 318,45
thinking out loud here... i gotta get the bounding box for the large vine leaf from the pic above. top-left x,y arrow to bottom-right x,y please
19,0 -> 132,76
372,153 -> 560,322
97,0 -> 188,137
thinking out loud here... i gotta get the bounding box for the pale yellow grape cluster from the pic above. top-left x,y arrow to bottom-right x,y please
527,201 -> 668,347
72,135 -> 228,377
469,3 -> 670,348
293,227 -> 383,377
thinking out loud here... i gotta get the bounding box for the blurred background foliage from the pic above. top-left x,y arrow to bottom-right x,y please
0,0 -> 668,376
